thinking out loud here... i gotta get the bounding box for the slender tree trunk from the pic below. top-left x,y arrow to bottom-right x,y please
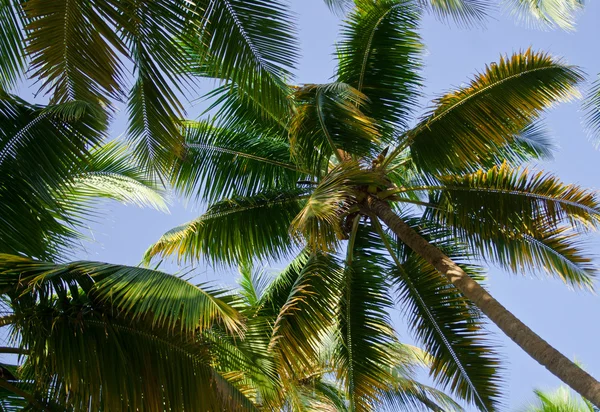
367,197 -> 600,407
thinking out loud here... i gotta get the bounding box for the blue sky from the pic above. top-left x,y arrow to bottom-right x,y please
48,0 -> 600,410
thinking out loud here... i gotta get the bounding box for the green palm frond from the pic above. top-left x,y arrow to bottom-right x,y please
323,0 -> 354,15
173,120 -> 305,203
372,218 -> 502,411
427,162 -> 600,229
201,83 -> 291,135
290,83 -> 380,169
334,222 -> 399,411
523,386 -> 596,411
144,189 -> 307,265
337,0 -> 423,130
404,49 -> 583,174
421,0 -> 490,26
0,255 -> 243,335
0,96 -> 107,260
506,0 -> 584,31
193,0 -> 299,121
0,0 -> 25,90
415,163 -> 600,288
268,254 -> 343,375
583,74 -> 600,146
23,0 -> 125,105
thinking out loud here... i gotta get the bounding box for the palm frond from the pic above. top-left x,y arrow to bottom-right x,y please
290,83 -> 380,170
506,0 -> 584,31
405,49 -> 583,174
372,217 -> 503,411
173,120 -> 305,203
323,0 -> 354,15
415,164 -> 600,288
23,0 -> 125,105
0,0 -> 25,90
583,74 -> 600,146
57,141 -> 168,213
144,189 -> 307,265
419,0 -> 490,26
193,0 -> 298,121
337,0 -> 423,131
0,254 -> 243,336
334,222 -> 399,411
0,96 -> 106,260
269,253 -> 344,376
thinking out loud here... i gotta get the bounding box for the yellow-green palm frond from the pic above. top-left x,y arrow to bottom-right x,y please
0,254 -> 243,336
405,49 -> 583,174
290,82 -> 380,170
337,0 -> 423,131
523,386 -> 595,411
144,189 -> 307,266
291,161 -> 387,251
269,253 -> 344,376
173,120 -> 306,203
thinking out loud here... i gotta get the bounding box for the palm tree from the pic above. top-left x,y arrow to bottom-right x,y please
144,0 -> 600,408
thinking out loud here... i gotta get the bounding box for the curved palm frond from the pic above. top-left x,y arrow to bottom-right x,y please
403,49 -> 583,174
372,217 -> 502,411
337,0 -> 423,131
333,222 -> 399,412
193,0 -> 299,122
290,83 -> 380,170
0,96 -> 107,260
523,386 -> 596,411
268,253 -> 344,376
23,0 -> 125,105
0,0 -> 25,90
173,120 -> 305,203
420,0 -> 491,26
57,140 -> 168,214
506,0 -> 584,31
0,254 -> 243,335
583,74 -> 600,146
144,189 -> 307,265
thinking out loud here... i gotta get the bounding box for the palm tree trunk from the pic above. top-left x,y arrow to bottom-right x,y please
367,197 -> 600,407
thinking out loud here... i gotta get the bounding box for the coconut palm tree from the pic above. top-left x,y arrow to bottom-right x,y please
144,0 -> 600,408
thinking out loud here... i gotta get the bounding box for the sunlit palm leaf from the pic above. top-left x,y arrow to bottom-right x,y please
0,254 -> 243,335
144,189 -> 307,265
269,253 -> 344,375
337,0 -> 423,131
506,0 -> 584,30
405,49 -> 583,174
173,120 -> 305,203
291,161 -> 388,251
